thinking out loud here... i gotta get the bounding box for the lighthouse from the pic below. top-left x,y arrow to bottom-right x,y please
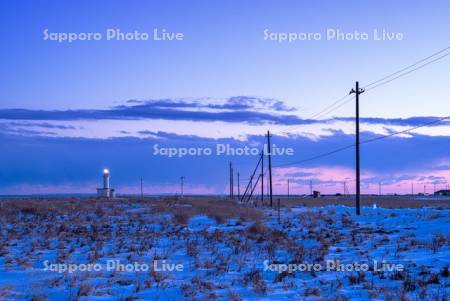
97,168 -> 115,198
103,169 -> 110,189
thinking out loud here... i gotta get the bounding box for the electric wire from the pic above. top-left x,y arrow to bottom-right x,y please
275,45 -> 450,135
363,46 -> 450,89
272,116 -> 450,168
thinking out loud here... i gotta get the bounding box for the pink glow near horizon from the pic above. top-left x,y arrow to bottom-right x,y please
270,166 -> 450,195
1,167 -> 448,195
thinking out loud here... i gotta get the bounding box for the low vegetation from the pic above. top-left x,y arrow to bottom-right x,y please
0,197 -> 448,300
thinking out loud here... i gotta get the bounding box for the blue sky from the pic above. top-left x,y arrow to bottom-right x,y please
0,0 -> 449,194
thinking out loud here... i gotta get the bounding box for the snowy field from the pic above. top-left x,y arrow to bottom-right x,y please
0,198 -> 448,300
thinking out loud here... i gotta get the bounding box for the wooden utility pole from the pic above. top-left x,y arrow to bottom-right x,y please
231,165 -> 234,199
237,172 -> 240,199
229,162 -> 233,199
180,176 -> 185,198
343,181 -> 347,196
277,198 -> 281,224
309,179 -> 313,196
261,151 -> 264,204
287,179 -> 290,197
240,153 -> 264,203
266,131 -> 273,207
350,81 -> 364,215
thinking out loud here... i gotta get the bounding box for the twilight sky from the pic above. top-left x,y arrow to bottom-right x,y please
0,0 -> 449,195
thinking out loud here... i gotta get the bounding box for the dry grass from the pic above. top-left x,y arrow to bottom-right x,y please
279,195 -> 450,209
0,197 -> 262,224
0,196 -> 447,300
149,197 -> 262,224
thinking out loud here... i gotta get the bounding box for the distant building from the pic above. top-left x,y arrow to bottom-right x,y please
313,190 -> 321,198
434,189 -> 450,196
97,169 -> 115,198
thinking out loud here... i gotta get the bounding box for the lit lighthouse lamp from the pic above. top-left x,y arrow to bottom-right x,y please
96,168 -> 115,198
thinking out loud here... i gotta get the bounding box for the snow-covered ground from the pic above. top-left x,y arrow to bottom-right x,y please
0,199 -> 448,300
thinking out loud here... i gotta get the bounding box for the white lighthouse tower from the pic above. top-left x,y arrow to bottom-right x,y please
103,169 -> 110,189
97,168 -> 115,198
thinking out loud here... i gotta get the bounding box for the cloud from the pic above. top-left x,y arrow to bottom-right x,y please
0,123 -> 58,136
0,97 -> 301,125
0,129 -> 449,195
335,116 -> 450,127
0,97 -> 448,141
1,103 -> 449,144
8,121 -> 78,130
0,96 -> 449,194
210,96 -> 296,112
125,96 -> 297,112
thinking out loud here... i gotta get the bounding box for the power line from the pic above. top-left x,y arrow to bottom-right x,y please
248,48 -> 450,199
273,116 -> 449,169
307,94 -> 352,120
239,49 -> 450,210
275,46 -> 450,135
305,49 -> 450,124
317,47 -> 450,121
311,96 -> 353,120
276,93 -> 352,135
273,144 -> 355,168
360,115 -> 450,144
364,46 -> 450,89
365,52 -> 450,93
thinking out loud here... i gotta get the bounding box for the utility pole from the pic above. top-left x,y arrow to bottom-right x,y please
343,181 -> 347,196
266,131 -> 273,207
309,179 -> 313,196
277,198 -> 281,224
231,165 -> 234,199
140,177 -> 143,199
229,162 -> 233,200
180,176 -> 185,198
237,172 -> 240,199
287,179 -> 290,197
411,183 -> 414,195
350,81 -> 364,215
261,151 -> 264,205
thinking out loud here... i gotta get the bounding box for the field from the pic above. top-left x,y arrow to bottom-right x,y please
279,195 -> 450,209
0,197 -> 448,300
